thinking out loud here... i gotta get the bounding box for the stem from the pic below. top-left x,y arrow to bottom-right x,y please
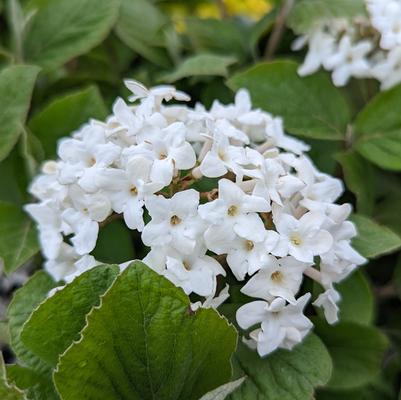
264,0 -> 295,60
375,284 -> 398,300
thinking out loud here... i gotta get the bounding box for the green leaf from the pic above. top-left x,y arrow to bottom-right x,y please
351,214 -> 401,259
228,334 -> 332,400
199,378 -> 246,400
24,0 -> 120,70
0,354 -> 24,400
54,262 -> 237,400
315,320 -> 388,390
6,364 -> 58,400
115,0 -> 170,66
29,85 -> 107,158
0,149 -> 29,205
0,65 -> 39,161
21,265 -> 119,366
162,54 -> 237,83
228,60 -> 351,140
0,202 -> 39,274
375,192 -> 401,237
354,84 -> 401,171
336,150 -> 376,215
7,271 -> 57,372
186,18 -> 248,61
336,270 -> 374,325
288,0 -> 366,34
355,130 -> 401,171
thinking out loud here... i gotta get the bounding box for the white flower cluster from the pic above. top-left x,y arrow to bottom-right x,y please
293,0 -> 401,90
25,80 -> 365,357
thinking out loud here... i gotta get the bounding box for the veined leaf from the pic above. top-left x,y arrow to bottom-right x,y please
228,60 -> 351,140
54,262 -> 237,400
0,65 -> 39,161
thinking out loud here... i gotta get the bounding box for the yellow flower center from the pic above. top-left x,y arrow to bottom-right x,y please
245,240 -> 254,251
227,205 -> 238,216
290,235 -> 302,246
170,215 -> 182,225
270,271 -> 283,282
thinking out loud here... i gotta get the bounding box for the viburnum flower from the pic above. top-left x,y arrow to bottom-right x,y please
272,211 -> 333,263
240,255 -> 309,304
25,79 -> 365,358
236,294 -> 313,356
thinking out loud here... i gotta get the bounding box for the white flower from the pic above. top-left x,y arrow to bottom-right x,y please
96,156 -> 163,231
199,130 -> 243,178
225,231 -> 280,280
25,200 -> 63,260
144,245 -> 225,297
58,124 -> 121,190
241,256 -> 309,303
165,248 -> 225,297
273,211 -> 333,263
313,287 -> 341,324
295,29 -> 336,76
125,122 -> 196,186
236,293 -> 313,356
61,187 -> 111,255
325,35 -> 373,86
372,47 -> 401,89
142,189 -> 204,254
199,179 -> 270,252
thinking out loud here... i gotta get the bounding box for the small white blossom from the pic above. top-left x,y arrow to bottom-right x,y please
236,294 -> 313,356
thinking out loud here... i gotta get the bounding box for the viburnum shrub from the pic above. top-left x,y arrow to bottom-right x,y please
26,80 -> 365,357
2,0 -> 401,399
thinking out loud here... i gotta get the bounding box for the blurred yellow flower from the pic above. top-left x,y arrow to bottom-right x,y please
166,0 -> 271,24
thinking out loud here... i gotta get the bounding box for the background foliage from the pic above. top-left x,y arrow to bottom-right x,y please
0,0 -> 400,399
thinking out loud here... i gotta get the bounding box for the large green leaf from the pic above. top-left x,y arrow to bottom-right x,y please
54,262 -> 237,400
21,265 -> 119,366
336,151 -> 375,215
163,54 -> 237,83
29,85 -> 107,158
315,320 -> 388,390
0,354 -> 25,400
354,84 -> 401,171
23,0 -> 120,70
288,0 -> 366,34
351,214 -> 401,259
6,365 -> 58,400
228,334 -> 332,400
0,65 -> 39,161
228,60 -> 351,140
0,202 -> 39,274
7,271 -> 57,372
115,0 -> 170,66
